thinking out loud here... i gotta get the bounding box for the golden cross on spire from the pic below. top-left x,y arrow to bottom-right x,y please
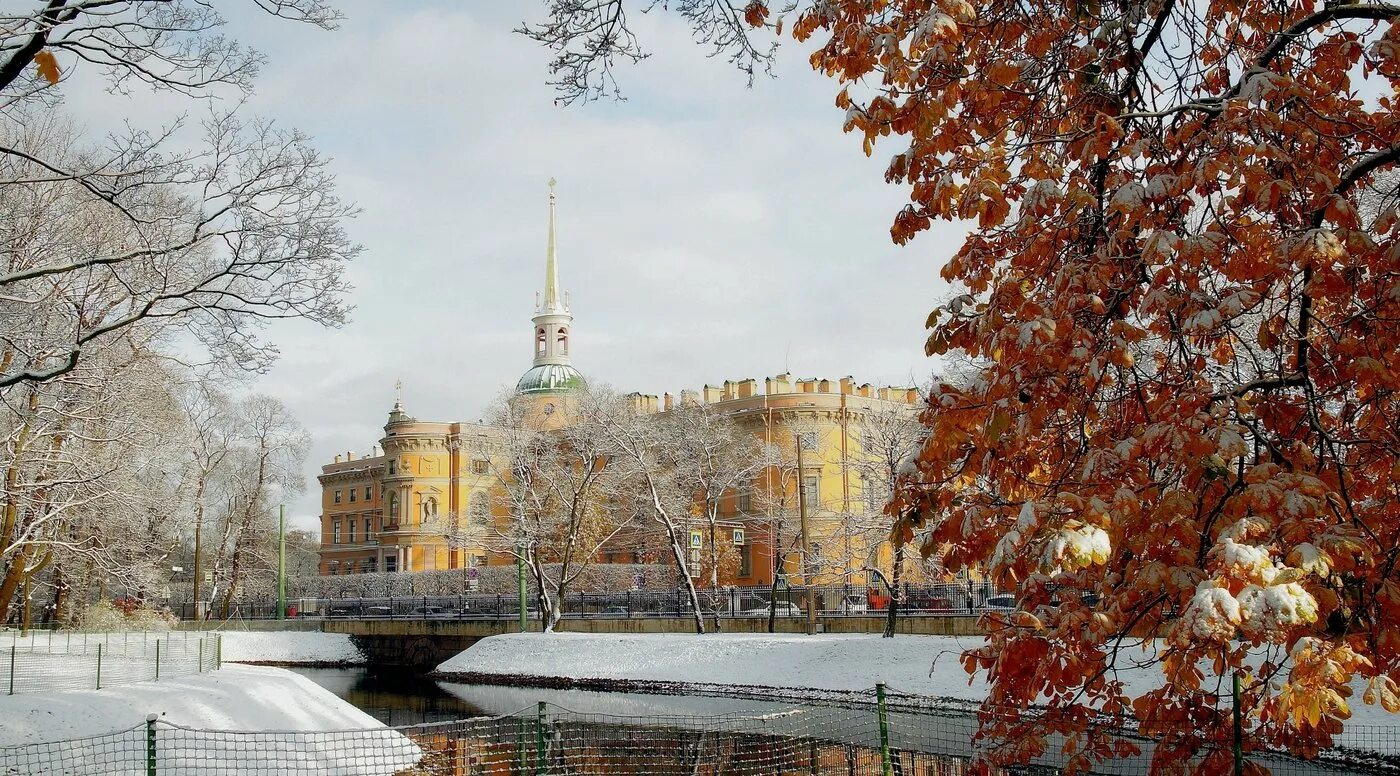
394,379 -> 403,406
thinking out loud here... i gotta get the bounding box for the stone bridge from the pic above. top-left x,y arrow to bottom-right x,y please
323,615 -> 982,669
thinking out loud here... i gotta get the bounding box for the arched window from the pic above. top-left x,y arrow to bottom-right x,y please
469,492 -> 490,528
536,328 -> 546,357
557,327 -> 569,355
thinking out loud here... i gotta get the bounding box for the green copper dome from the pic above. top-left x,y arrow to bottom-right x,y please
516,363 -> 585,394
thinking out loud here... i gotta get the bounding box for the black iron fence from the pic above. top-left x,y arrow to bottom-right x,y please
174,581 -> 1005,622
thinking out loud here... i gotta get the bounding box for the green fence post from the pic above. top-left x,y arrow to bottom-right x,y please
535,701 -> 547,775
96,643 -> 102,690
8,645 -> 14,695
145,713 -> 157,776
876,683 -> 892,776
154,640 -> 160,681
1233,672 -> 1244,776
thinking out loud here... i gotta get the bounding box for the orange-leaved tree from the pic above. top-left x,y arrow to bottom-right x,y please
523,0 -> 1400,771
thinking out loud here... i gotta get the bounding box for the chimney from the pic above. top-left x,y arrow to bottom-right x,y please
818,379 -> 831,393
878,387 -> 892,401
800,379 -> 815,394
703,385 -> 722,403
334,454 -> 342,464
663,393 -> 674,411
775,373 -> 793,393
738,379 -> 757,398
840,376 -> 854,394
765,377 -> 775,394
347,451 -> 355,461
722,380 -> 736,401
859,383 -> 873,398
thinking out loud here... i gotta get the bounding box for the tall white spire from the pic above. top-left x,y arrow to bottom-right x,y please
539,177 -> 566,314
530,178 -> 574,368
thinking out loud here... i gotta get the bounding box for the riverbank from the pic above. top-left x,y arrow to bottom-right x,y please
0,664 -> 383,746
215,630 -> 365,666
436,632 -> 1400,756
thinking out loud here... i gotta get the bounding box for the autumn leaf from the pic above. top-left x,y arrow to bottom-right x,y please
34,50 -> 60,85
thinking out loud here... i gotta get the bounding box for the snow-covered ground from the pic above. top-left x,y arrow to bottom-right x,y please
211,630 -> 365,665
438,633 -> 1400,754
0,665 -> 418,775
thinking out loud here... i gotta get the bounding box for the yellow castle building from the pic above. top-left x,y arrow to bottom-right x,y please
317,183 -> 922,587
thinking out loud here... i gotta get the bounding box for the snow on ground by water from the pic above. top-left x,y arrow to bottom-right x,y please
439,632 -> 986,697
438,632 -> 1399,753
211,630 -> 365,664
0,665 -> 417,775
0,665 -> 377,746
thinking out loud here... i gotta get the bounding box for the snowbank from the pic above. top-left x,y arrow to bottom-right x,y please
0,665 -> 417,775
0,664 -> 381,745
438,632 -> 982,696
213,630 -> 365,665
437,633 -> 1399,753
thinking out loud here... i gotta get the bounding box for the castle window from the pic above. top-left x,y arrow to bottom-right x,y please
333,490 -> 341,504
348,488 -> 356,503
472,459 -> 489,475
738,490 -> 752,513
332,521 -> 341,544
536,327 -> 546,357
365,485 -> 373,500
803,476 -> 820,509
348,520 -> 356,544
799,431 -> 818,451
557,327 -> 569,355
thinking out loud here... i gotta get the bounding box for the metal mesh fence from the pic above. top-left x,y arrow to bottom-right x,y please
1,692 -> 1395,775
3,630 -> 220,694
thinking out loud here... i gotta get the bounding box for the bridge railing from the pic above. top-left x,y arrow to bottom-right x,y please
173,581 -> 1010,622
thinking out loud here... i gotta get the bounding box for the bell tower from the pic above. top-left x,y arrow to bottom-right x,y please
532,177 -> 573,367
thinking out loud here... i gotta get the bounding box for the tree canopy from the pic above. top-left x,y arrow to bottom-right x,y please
526,0 -> 1400,770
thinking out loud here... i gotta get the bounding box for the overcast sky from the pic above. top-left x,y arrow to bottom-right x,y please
64,2 -> 969,530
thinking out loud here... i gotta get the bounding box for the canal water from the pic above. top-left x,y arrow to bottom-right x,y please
289,668 -> 1381,775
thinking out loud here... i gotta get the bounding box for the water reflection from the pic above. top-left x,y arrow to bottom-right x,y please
291,666 -> 488,725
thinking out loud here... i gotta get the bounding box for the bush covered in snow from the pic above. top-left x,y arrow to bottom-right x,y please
76,600 -> 177,632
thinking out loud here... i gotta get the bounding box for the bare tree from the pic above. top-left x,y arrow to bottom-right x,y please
479,387 -> 639,631
665,399 -> 778,630
593,396 -> 708,633
519,0 -> 781,105
846,400 -> 924,637
0,3 -> 356,388
206,393 -> 306,618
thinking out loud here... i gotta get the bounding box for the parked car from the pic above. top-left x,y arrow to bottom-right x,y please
412,606 -> 455,620
596,606 -> 630,618
365,606 -> 393,618
903,593 -> 954,612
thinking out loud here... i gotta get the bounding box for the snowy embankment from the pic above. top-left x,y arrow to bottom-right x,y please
436,632 -> 1399,754
0,665 -> 419,775
439,632 -> 981,697
211,630 -> 366,665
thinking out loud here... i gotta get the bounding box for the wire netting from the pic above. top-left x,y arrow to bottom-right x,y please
1,695 -> 1395,776
2,630 -> 219,694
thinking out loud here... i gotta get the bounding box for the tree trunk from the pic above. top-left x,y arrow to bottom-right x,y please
884,542 -> 904,638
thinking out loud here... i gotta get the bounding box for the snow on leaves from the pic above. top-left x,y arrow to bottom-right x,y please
768,0 -> 1400,769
